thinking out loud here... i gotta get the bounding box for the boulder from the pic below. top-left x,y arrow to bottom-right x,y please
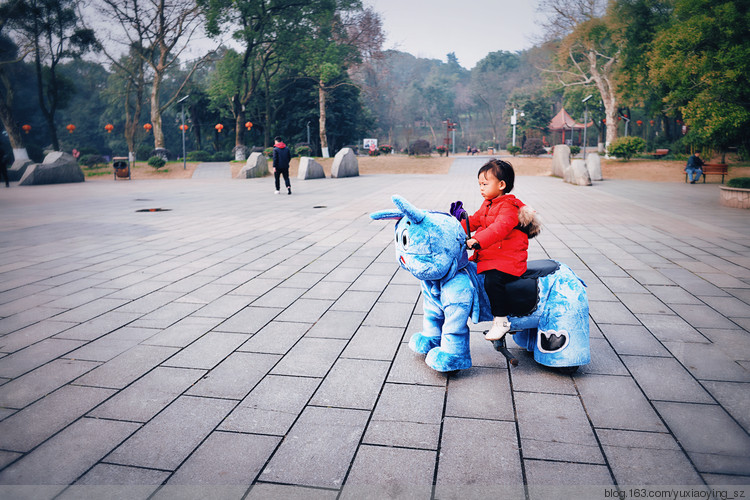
566,159 -> 592,186
8,159 -> 33,181
585,153 -> 602,181
331,148 -> 359,178
18,152 -> 84,186
237,152 -> 270,179
552,145 -> 570,177
297,157 -> 325,180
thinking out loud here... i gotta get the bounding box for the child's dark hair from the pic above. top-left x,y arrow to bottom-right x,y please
478,159 -> 515,193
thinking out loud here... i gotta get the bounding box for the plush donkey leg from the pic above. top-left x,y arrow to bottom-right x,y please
424,303 -> 472,372
409,332 -> 441,354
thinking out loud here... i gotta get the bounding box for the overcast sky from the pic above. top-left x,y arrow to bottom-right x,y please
363,0 -> 545,69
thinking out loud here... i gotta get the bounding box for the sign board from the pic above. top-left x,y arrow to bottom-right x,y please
363,138 -> 378,151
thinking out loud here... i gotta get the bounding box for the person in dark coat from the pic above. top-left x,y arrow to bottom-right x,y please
0,147 -> 9,187
272,136 -> 292,195
685,152 -> 704,184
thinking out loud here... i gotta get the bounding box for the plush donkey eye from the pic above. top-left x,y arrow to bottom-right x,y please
396,228 -> 409,249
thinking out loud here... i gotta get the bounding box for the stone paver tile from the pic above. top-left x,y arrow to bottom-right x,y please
271,337 -> 347,377
577,337 -> 629,376
341,445 -> 435,499
141,316 -> 223,347
348,274 -> 390,292
363,383 -> 444,450
601,276 -> 648,294
74,345 -> 178,389
621,355 -> 714,403
172,283 -> 235,304
508,357 -> 577,394
525,461 -> 612,500
128,302 -> 203,329
186,352 -> 280,400
663,341 -> 750,382
247,483 -> 337,500
192,295 -> 252,318
575,374 -> 666,432
470,330 -> 510,369
0,339 -> 84,378
310,358 -> 389,410
515,392 -> 604,464
645,285 -> 701,305
0,359 -> 99,409
445,367 -> 514,420
220,375 -> 319,436
54,311 -> 143,342
435,417 -> 523,499
106,395 -> 235,470
702,381 -> 750,432
615,292 -> 672,315
636,314 -> 709,343
0,385 -> 114,452
162,332 -> 247,370
66,326 -> 158,362
0,417 -> 140,494
302,280 -> 349,301
588,300 -> 641,325
629,269 -> 674,286
259,406 -> 369,489
386,343 -> 447,386
378,283 -> 420,304
670,304 -> 741,330
165,431 -> 280,489
330,290 -> 381,313
700,294 -> 750,318
655,401 -> 750,475
340,325 -> 402,361
305,310 -> 366,339
600,324 -> 670,357
280,272 -> 326,290
251,287 -> 306,308
228,277 -> 281,297
63,464 -> 168,500
212,306 -> 282,334
0,320 -> 76,353
597,429 -> 703,485
51,298 -> 130,323
363,301 -> 415,328
0,307 -> 66,336
239,321 -> 310,354
275,298 -> 333,323
89,367 -> 205,422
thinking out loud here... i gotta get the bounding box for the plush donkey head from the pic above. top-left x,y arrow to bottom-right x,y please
370,195 -> 468,281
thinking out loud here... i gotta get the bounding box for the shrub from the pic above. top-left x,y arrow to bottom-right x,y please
368,148 -> 380,156
294,143 -> 312,157
211,151 -> 233,161
436,145 -> 448,156
569,145 -> 581,156
136,144 -> 152,161
608,136 -> 647,161
147,156 -> 166,170
150,148 -> 172,161
506,145 -> 521,156
522,138 -> 546,156
727,177 -> 750,189
187,150 -> 212,162
379,144 -> 393,154
409,139 -> 431,156
264,147 -> 273,158
79,154 -> 107,167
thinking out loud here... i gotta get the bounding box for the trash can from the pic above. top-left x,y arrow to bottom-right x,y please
487,147 -> 495,155
113,157 -> 130,180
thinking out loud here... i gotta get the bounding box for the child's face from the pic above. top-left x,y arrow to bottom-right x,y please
479,171 -> 506,200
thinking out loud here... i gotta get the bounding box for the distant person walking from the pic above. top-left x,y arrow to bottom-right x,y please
0,147 -> 9,188
273,136 -> 292,195
685,151 -> 704,184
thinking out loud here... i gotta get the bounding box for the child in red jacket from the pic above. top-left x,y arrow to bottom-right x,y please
466,159 -> 539,341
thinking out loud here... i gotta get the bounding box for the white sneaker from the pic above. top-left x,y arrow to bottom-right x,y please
274,190 -> 280,194
485,316 -> 511,341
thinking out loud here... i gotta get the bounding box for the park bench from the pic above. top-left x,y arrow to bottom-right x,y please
685,163 -> 728,184
647,148 -> 670,158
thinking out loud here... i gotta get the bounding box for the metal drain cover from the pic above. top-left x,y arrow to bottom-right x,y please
136,208 -> 171,212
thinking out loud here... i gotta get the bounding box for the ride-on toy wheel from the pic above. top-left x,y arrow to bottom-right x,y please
491,336 -> 519,366
555,365 -> 579,375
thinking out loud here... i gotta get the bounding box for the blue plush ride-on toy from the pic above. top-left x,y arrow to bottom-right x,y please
370,195 -> 590,373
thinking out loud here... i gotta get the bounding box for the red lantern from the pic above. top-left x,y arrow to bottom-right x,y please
636,120 -> 643,126
105,123 -> 114,133
66,124 -> 75,134
215,123 -> 224,133
143,123 -> 152,132
602,118 -> 606,124
179,124 -> 188,131
22,124 -> 31,134
649,120 -> 655,126
676,119 -> 682,124
617,116 -> 622,121
245,121 -> 253,130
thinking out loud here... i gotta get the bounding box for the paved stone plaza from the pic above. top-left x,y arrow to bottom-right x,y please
0,157 -> 748,498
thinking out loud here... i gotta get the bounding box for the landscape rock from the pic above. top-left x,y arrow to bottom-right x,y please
566,159 -> 592,186
585,153 -> 602,181
552,145 -> 571,178
331,148 -> 359,178
297,157 -> 325,180
237,152 -> 270,179
8,159 -> 33,181
18,152 -> 84,186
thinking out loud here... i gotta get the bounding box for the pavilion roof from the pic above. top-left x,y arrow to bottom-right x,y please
549,108 -> 592,130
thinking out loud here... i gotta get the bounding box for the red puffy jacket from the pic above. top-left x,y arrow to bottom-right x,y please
468,194 -> 528,276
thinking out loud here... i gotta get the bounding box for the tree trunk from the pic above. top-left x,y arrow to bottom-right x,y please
0,82 -> 27,160
150,71 -> 165,150
319,82 -> 329,157
586,49 -> 618,148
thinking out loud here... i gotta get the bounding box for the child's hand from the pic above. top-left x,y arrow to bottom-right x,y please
466,238 -> 480,250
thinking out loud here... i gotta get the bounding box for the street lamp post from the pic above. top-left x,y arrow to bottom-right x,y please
511,108 -> 518,147
178,95 -> 190,170
582,94 -> 593,160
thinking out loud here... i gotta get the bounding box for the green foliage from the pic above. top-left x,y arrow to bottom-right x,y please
522,138 -> 546,156
368,148 -> 380,156
379,144 -> 393,154
294,144 -> 312,157
79,154 -> 107,167
147,156 -> 166,170
569,145 -> 581,156
212,151 -> 233,161
187,150 -> 212,162
264,147 -> 273,158
409,140 -> 431,156
607,136 -> 647,160
136,145 -> 152,161
727,177 -> 750,189
507,145 -> 521,156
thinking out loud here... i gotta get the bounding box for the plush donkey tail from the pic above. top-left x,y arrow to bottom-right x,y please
517,205 -> 542,239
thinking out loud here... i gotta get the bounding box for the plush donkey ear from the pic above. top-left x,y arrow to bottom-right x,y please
391,195 -> 426,223
370,209 -> 403,220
